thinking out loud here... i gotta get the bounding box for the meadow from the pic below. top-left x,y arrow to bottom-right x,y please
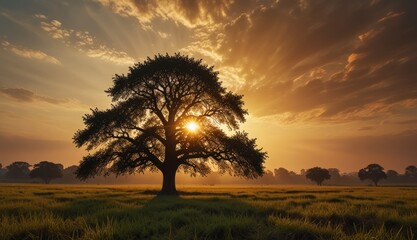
0,184 -> 416,240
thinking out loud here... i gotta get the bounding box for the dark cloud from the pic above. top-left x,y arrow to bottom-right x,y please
0,88 -> 34,102
0,87 -> 67,105
217,0 -> 417,121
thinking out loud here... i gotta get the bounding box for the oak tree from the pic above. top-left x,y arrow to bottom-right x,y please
73,54 -> 266,194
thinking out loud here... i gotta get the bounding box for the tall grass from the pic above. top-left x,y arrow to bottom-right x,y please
0,185 -> 416,239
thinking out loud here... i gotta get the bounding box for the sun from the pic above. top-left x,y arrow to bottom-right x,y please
185,121 -> 199,132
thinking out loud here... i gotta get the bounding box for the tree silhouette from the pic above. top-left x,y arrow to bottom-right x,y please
358,164 -> 387,186
274,167 -> 303,184
29,161 -> 63,184
60,165 -> 80,183
63,165 -> 78,176
73,54 -> 266,194
305,167 -> 330,186
274,167 -> 290,183
386,169 -> 399,178
327,168 -> 341,184
5,161 -> 31,180
405,165 -> 417,179
0,163 -> 5,177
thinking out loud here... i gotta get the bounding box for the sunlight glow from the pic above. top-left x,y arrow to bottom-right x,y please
185,121 -> 199,132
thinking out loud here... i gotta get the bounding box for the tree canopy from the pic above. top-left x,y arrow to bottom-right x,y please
405,165 -> 417,179
386,169 -> 399,178
5,161 -> 31,180
29,161 -> 63,184
74,54 -> 267,194
305,167 -> 330,186
358,164 -> 387,186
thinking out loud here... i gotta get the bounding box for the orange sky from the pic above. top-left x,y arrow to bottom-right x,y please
1,0 -> 416,174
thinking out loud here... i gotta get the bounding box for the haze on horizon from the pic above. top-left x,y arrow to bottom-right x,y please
0,0 -> 416,174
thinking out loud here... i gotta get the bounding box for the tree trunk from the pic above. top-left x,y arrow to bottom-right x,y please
160,168 -> 178,195
161,125 -> 178,195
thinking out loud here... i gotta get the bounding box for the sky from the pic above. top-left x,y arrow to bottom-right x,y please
0,0 -> 416,174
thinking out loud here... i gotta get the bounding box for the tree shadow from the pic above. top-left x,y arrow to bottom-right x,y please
44,190 -> 335,239
107,191 -> 416,239
82,191 -> 335,240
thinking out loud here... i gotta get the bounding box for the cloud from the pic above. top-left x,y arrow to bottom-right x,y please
91,0 -> 269,65
1,40 -> 61,65
0,87 -> 67,105
213,0 -> 417,123
27,0 -> 417,125
93,0 -> 234,29
0,87 -> 88,110
157,31 -> 169,39
358,126 -> 374,131
34,15 -> 135,65
91,0 -> 269,86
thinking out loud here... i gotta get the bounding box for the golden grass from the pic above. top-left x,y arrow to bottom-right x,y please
0,184 -> 416,239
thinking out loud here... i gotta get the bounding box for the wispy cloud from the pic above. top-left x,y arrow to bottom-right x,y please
93,0 -> 233,29
358,126 -> 374,131
34,14 -> 135,65
0,87 -> 88,111
215,1 -> 417,123
0,87 -> 67,104
1,40 -> 61,65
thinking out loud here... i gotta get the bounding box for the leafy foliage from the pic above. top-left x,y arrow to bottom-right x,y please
358,164 -> 387,186
74,54 -> 266,193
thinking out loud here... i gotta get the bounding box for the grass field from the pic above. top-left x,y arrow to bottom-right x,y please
0,185 -> 416,240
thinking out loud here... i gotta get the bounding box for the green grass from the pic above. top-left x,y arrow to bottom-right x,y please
0,185 -> 416,239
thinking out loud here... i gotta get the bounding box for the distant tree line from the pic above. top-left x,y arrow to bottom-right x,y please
266,164 -> 417,186
0,161 -> 416,186
0,161 -> 66,184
